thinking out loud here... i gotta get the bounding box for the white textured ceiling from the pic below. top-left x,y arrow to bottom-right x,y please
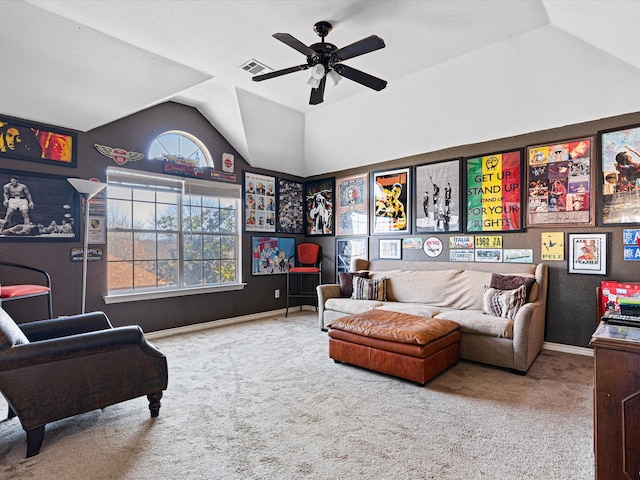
2,1 -> 640,177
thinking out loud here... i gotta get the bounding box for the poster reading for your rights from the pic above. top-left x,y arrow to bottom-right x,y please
465,150 -> 522,232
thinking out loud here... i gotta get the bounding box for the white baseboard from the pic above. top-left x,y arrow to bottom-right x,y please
145,306 -> 315,340
147,310 -> 594,358
543,341 -> 593,357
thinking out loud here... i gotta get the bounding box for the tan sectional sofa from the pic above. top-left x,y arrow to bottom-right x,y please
317,259 -> 548,373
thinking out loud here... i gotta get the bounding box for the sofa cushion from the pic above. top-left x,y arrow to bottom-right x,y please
352,276 -> 387,301
434,309 -> 514,338
482,285 -> 527,320
338,271 -> 369,297
375,302 -> 445,319
490,273 -> 536,302
325,298 -> 383,315
0,308 -> 29,351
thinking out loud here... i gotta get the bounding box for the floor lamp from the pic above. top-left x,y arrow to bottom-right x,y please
67,178 -> 108,314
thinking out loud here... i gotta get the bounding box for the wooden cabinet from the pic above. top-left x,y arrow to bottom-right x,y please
591,323 -> 640,480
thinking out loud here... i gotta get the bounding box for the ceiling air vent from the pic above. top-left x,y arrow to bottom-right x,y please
240,59 -> 273,75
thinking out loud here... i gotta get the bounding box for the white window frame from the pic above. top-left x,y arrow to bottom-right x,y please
104,167 -> 244,305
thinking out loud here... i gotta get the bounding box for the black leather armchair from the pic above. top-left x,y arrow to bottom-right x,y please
0,308 -> 168,457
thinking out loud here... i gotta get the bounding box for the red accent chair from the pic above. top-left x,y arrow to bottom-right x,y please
0,261 -> 53,319
286,243 -> 322,316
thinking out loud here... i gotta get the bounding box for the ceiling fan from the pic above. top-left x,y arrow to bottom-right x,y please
252,21 -> 387,105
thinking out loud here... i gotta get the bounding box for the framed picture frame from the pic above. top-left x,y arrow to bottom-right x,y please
0,168 -> 79,241
598,123 -> 640,225
379,238 -> 402,259
243,171 -> 276,233
568,233 -> 607,275
372,167 -> 410,234
277,178 -> 304,234
336,237 -> 368,276
0,117 -> 77,167
304,177 -> 335,236
464,149 -> 523,233
251,236 -> 295,275
526,137 -> 594,226
336,174 -> 368,235
414,158 -> 461,233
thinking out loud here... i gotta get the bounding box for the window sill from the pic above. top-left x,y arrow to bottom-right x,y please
103,283 -> 246,304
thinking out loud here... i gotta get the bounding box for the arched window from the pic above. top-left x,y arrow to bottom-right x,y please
148,130 -> 213,168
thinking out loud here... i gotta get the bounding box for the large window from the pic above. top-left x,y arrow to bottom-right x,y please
105,167 -> 242,301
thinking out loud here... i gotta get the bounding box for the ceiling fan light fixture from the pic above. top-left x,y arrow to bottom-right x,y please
327,69 -> 342,86
307,64 -> 325,88
307,75 -> 321,89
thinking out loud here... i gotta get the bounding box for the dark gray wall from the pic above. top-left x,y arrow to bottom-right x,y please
312,111 -> 640,348
2,103 -> 640,348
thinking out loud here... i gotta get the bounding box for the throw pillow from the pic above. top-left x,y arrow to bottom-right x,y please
338,271 -> 369,297
490,273 -> 535,301
352,276 -> 387,301
482,284 -> 527,320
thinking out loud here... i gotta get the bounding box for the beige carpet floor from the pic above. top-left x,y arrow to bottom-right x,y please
0,312 -> 594,479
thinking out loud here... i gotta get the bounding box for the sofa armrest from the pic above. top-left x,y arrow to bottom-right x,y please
511,301 -> 545,372
317,284 -> 342,330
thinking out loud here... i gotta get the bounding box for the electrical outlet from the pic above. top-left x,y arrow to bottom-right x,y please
274,289 -> 280,298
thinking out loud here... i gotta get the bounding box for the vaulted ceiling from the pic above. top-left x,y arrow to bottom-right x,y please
3,1 -> 640,178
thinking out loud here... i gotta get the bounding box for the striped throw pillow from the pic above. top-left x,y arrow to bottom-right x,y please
482,284 -> 526,320
351,276 -> 387,301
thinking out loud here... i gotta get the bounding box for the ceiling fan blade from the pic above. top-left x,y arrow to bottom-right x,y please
333,64 -> 387,91
309,76 -> 326,105
273,33 -> 318,58
333,35 -> 385,62
253,64 -> 311,82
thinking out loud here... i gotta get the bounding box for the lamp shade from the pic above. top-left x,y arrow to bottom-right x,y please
67,178 -> 107,198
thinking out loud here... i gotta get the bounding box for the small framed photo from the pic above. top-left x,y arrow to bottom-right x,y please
379,238 -> 402,259
414,158 -> 461,233
336,237 -> 368,276
305,177 -> 335,236
372,167 -> 410,234
598,123 -> 640,225
568,233 -> 607,275
336,174 -> 368,235
0,117 -> 77,167
526,137 -> 594,226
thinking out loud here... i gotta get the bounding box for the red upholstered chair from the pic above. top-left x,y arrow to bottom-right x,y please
286,243 -> 322,316
0,261 -> 53,319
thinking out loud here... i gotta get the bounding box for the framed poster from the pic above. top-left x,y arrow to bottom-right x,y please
379,238 -> 402,259
372,167 -> 410,234
568,233 -> 607,275
0,117 -> 77,167
304,178 -> 335,236
414,158 -> 461,233
526,137 -> 594,226
277,178 -> 304,234
465,149 -> 523,232
251,236 -> 295,275
0,168 -> 79,241
336,174 -> 368,235
243,171 -> 276,233
598,123 -> 640,225
336,237 -> 368,276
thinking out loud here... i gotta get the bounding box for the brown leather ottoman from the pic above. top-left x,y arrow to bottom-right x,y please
327,309 -> 461,386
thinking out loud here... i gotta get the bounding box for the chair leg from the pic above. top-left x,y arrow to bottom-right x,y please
147,392 -> 163,418
286,272 -> 290,317
47,292 -> 53,318
26,425 -> 45,458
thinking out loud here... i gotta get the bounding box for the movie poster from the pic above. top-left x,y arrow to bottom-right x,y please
372,168 -> 410,234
